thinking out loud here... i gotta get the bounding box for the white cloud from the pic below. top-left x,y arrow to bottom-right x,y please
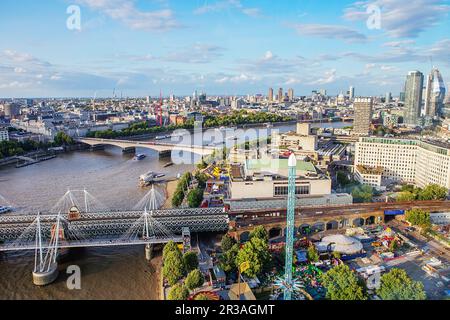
76,0 -> 179,31
309,69 -> 338,85
344,0 -> 450,38
194,0 -> 261,17
291,24 -> 367,42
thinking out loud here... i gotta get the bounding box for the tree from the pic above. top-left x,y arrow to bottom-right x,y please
187,188 -> 204,208
307,245 -> 319,263
250,226 -> 269,243
163,251 -> 185,286
322,264 -> 367,300
337,171 -> 351,186
219,243 -> 240,273
54,132 -> 74,146
418,184 -> 448,201
405,209 -> 431,229
352,185 -> 374,203
377,269 -> 426,300
163,241 -> 181,260
167,283 -> 189,301
396,191 -> 417,202
235,237 -> 271,278
221,234 -> 237,253
183,251 -> 199,273
185,269 -> 205,292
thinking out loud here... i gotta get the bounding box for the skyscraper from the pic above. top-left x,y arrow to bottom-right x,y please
288,88 -> 294,102
386,92 -> 392,103
424,68 -> 446,119
349,86 -> 355,100
268,88 -> 274,102
278,88 -> 283,103
353,98 -> 373,136
404,71 -> 424,126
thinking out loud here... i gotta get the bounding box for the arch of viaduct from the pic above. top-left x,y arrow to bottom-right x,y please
77,138 -> 215,157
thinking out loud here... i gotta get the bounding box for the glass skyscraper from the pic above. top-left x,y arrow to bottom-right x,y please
404,71 -> 424,126
424,68 -> 446,119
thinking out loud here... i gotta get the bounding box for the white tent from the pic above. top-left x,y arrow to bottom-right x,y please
316,234 -> 363,255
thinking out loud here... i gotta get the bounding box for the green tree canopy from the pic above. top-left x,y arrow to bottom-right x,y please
185,269 -> 205,292
307,245 -> 320,263
187,188 -> 204,208
352,185 -> 373,203
183,251 -> 199,273
163,241 -> 181,260
219,243 -> 240,273
167,283 -> 189,301
250,226 -> 269,243
405,209 -> 431,229
221,234 -> 237,253
418,184 -> 448,201
235,237 -> 271,278
322,264 -> 367,300
377,269 -> 426,300
163,250 -> 185,286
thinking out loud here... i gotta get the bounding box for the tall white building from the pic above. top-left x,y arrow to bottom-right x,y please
355,137 -> 450,189
349,86 -> 355,100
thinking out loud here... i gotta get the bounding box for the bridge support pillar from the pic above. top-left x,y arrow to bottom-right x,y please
32,263 -> 59,286
122,147 -> 136,154
145,244 -> 154,261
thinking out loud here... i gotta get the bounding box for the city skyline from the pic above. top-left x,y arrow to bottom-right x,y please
0,0 -> 450,98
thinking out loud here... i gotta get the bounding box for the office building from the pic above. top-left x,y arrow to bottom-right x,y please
278,88 -> 283,103
0,126 -> 9,142
268,88 -> 274,102
353,98 -> 373,136
424,68 -> 446,118
355,137 -> 450,189
404,71 -> 424,126
288,88 -> 294,102
349,86 -> 355,100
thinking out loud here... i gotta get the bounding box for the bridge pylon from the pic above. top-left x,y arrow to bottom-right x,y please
32,212 -> 64,286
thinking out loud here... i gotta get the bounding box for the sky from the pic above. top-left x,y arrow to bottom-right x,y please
0,0 -> 449,98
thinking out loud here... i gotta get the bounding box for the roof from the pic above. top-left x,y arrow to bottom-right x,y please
316,235 -> 363,255
246,159 -> 317,174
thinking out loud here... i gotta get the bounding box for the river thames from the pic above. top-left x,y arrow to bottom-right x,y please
0,122 -> 349,299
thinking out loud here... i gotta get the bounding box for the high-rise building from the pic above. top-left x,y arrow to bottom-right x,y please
424,68 -> 446,119
0,126 -> 9,142
349,86 -> 355,100
288,88 -> 294,102
404,71 -> 424,126
268,88 -> 274,102
278,88 -> 283,103
3,103 -> 21,119
353,98 -> 373,136
386,92 -> 392,103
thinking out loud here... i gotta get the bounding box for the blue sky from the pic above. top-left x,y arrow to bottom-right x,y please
0,0 -> 449,98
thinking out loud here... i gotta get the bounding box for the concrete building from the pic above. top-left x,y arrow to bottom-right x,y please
278,88 -> 283,103
288,88 -> 294,102
229,159 -> 331,200
354,165 -> 383,189
353,98 -> 373,136
404,71 -> 424,126
272,123 -> 318,153
424,68 -> 446,119
268,88 -> 274,102
349,86 -> 355,100
355,137 -> 450,189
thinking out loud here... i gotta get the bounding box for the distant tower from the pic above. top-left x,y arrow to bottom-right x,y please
404,71 -> 424,126
288,88 -> 294,102
268,88 -> 274,102
353,97 -> 373,136
349,86 -> 355,100
278,88 -> 283,103
424,68 -> 446,118
284,154 -> 297,301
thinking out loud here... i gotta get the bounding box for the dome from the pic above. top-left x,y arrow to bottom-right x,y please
316,235 -> 363,255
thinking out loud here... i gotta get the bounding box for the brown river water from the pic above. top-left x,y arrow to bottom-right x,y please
0,147 -> 193,300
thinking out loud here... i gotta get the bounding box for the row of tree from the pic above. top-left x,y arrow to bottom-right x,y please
171,172 -> 192,207
397,184 -> 448,202
162,241 -> 206,300
322,264 -> 426,300
0,132 -> 74,160
405,208 -> 432,229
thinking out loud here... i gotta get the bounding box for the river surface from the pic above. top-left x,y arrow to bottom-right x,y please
0,122 -> 347,300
